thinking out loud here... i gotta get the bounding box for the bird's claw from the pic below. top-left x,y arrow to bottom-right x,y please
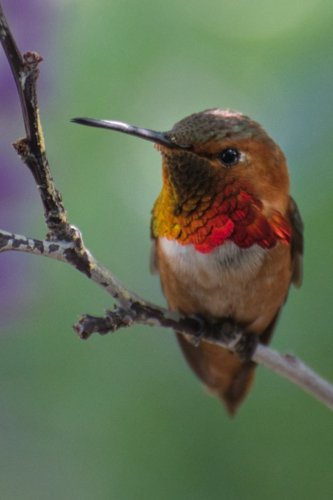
186,314 -> 212,346
185,315 -> 258,361
233,332 -> 259,361
212,318 -> 259,361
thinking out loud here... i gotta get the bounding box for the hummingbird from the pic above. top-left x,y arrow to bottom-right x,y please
72,109 -> 303,415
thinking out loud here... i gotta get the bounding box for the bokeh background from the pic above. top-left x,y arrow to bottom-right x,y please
0,0 -> 333,498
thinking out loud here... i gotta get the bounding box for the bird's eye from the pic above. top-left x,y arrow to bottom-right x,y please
218,148 -> 240,166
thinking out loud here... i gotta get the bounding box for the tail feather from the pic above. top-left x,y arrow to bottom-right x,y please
175,311 -> 282,414
176,333 -> 256,415
218,361 -> 256,416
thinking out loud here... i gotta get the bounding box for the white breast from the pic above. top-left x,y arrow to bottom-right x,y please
158,237 -> 266,288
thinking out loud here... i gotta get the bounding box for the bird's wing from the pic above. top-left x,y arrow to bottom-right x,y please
149,238 -> 159,275
288,196 -> 304,289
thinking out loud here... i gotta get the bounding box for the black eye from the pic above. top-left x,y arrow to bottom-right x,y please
219,148 -> 239,166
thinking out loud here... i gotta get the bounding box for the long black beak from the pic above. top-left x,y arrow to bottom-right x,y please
71,117 -> 191,150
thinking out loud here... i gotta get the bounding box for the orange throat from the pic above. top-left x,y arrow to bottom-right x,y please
152,174 -> 291,254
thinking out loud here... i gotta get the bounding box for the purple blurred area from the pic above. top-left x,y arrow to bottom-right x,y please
0,0 -> 55,327
0,0 -> 54,108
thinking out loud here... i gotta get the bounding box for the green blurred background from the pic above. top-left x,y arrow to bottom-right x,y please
1,0 -> 333,498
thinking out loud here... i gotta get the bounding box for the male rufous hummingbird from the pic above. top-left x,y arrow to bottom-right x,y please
72,109 -> 303,415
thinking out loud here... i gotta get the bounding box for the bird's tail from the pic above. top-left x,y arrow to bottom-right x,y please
176,333 -> 256,416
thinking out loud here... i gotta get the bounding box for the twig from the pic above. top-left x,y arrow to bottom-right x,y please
254,346 -> 333,412
0,228 -> 148,309
77,311 -> 333,412
0,2 -> 333,413
0,4 -> 68,236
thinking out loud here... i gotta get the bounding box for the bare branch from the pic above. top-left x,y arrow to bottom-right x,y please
254,346 -> 333,412
75,308 -> 333,411
0,228 -> 142,309
0,4 -> 68,236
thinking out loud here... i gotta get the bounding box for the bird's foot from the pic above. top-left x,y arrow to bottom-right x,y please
185,315 -> 258,361
186,314 -> 212,346
232,331 -> 259,361
212,318 -> 259,362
